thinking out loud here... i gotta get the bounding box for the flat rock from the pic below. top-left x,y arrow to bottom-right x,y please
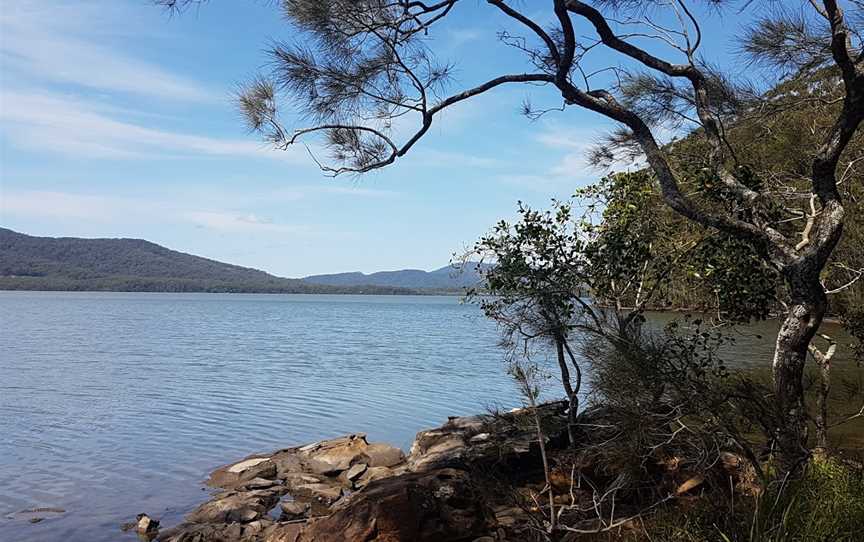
282,472 -> 325,490
279,501 -> 310,521
362,443 -> 405,468
208,456 -> 277,488
239,477 -> 279,490
294,483 -> 343,504
271,451 -> 304,477
299,434 -> 369,473
229,457 -> 271,474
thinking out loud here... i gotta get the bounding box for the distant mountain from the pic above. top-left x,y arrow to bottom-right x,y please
0,228 -> 413,294
303,263 -> 491,290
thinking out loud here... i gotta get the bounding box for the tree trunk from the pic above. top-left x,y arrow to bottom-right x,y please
815,353 -> 831,451
555,338 -> 577,447
772,267 -> 827,468
809,334 -> 836,451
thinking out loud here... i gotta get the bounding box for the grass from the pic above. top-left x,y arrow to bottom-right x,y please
643,457 -> 864,542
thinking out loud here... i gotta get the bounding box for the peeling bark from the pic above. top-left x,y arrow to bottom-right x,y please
772,266 -> 828,465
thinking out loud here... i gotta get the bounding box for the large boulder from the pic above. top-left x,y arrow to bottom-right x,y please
298,434 -> 370,473
298,468 -> 491,542
361,443 -> 405,468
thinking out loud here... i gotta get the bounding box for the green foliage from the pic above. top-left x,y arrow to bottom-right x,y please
577,171 -> 682,313
686,235 -> 779,323
577,170 -> 780,323
466,199 -> 587,343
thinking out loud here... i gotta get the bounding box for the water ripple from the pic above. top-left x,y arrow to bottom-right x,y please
0,293 -> 517,542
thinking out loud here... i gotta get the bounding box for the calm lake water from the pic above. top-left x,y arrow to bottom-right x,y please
0,292 -> 860,542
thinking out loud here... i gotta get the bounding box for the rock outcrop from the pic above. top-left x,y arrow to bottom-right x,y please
298,468 -> 490,542
151,404 -> 570,542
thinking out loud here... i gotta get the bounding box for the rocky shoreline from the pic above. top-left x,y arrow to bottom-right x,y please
137,402 -> 570,542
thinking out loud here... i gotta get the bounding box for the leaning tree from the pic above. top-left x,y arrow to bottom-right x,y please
162,0 -> 864,467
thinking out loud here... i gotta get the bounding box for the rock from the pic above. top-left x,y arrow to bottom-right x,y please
298,468 -> 491,542
136,513 -> 160,535
294,483 -> 343,504
304,457 -> 343,476
239,477 -> 279,490
354,466 -> 394,489
407,401 -> 568,472
186,488 -> 284,524
279,501 -> 310,521
158,522 -> 244,542
408,432 -> 466,472
299,434 -> 369,473
263,523 -> 305,542
208,456 -> 277,488
362,442 -> 405,468
271,451 -> 304,478
469,433 -> 491,443
338,463 -> 367,487
242,520 -> 266,537
281,472 -> 325,491
493,506 -> 523,527
229,457 -> 271,474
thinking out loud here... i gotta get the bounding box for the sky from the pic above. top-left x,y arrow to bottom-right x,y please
0,0 -> 747,277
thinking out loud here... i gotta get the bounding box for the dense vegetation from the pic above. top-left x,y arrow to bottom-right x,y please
302,263 -> 491,290
0,228 -> 413,294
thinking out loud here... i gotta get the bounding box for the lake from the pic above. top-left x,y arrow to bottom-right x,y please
0,292 -> 859,542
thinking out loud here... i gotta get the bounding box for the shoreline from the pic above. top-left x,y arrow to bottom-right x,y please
131,402 -> 571,542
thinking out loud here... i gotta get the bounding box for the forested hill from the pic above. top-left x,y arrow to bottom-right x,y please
0,228 -> 413,294
302,263 -> 491,290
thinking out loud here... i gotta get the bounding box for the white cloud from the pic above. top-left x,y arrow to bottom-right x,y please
1,190 -> 309,237
184,211 -> 308,235
443,28 -> 484,49
535,123 -> 643,179
0,1 -> 215,102
0,190 -> 124,221
308,185 -> 400,198
0,90 -> 305,161
411,148 -> 506,169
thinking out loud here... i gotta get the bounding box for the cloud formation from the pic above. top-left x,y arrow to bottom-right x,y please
0,90 -> 305,161
0,1 -> 215,102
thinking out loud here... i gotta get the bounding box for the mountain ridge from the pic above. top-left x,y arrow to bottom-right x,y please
0,228 -> 417,294
0,228 -> 483,293
301,264 -> 489,290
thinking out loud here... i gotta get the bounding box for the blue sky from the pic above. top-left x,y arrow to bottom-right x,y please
0,1 -> 746,277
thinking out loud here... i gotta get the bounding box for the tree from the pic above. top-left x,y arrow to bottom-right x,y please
465,201 -> 587,447
163,0 -> 864,467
